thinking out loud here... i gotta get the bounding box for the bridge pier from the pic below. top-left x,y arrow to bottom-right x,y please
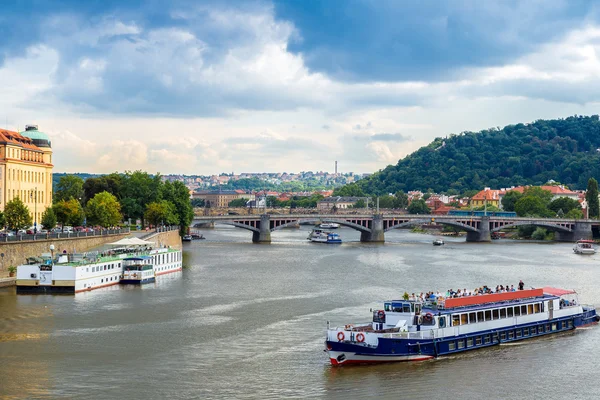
252,214 -> 272,243
466,217 -> 491,242
555,221 -> 593,242
360,214 -> 385,243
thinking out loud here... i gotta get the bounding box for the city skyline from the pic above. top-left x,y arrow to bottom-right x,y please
3,1 -> 600,174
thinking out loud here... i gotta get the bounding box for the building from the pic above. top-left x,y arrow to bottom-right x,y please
505,185 -> 580,201
471,188 -> 502,208
192,190 -> 241,207
0,125 -> 53,228
317,196 -> 369,211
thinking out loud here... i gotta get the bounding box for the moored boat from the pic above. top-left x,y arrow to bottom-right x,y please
325,286 -> 598,366
182,234 -> 193,242
319,222 -> 340,229
433,239 -> 444,246
308,229 -> 342,244
573,239 -> 595,254
120,256 -> 155,284
16,243 -> 182,294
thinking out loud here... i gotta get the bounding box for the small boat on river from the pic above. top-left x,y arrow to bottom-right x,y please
319,222 -> 340,229
308,229 -> 342,244
325,286 -> 598,366
182,235 -> 193,242
433,239 -> 444,246
573,239 -> 596,255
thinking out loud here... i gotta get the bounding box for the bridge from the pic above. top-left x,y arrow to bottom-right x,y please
191,214 -> 597,243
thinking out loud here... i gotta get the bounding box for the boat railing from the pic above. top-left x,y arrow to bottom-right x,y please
383,330 -> 436,340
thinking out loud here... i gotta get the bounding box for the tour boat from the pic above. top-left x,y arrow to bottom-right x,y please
433,239 -> 445,246
120,256 -> 155,285
16,246 -> 182,294
325,287 -> 599,366
182,234 -> 193,242
308,229 -> 342,244
319,223 -> 340,229
573,239 -> 596,255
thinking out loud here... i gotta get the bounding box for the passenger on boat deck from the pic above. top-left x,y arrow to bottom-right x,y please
518,280 -> 525,290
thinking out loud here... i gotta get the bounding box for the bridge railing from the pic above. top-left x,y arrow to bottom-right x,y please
0,228 -> 130,243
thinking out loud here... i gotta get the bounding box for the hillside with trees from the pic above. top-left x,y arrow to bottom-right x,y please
354,115 -> 600,195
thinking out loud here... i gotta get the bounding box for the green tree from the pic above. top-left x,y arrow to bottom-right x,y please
160,180 -> 194,233
83,173 -> 122,203
229,198 -> 247,207
333,183 -> 365,197
120,171 -> 162,226
53,199 -> 85,229
53,175 -> 84,204
377,195 -> 396,209
501,191 -> 523,212
144,200 -> 179,227
531,227 -> 548,240
514,196 -> 552,217
41,207 -> 57,230
0,211 -> 6,229
353,199 -> 366,208
407,199 -> 430,214
394,191 -> 409,209
4,198 -> 32,233
548,197 -> 581,215
565,208 -> 584,219
86,191 -> 122,228
586,178 -> 599,218
522,187 -> 553,205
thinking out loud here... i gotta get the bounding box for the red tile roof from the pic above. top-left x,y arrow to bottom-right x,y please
0,128 -> 42,151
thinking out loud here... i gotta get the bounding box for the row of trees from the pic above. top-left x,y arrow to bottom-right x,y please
50,171 -> 193,234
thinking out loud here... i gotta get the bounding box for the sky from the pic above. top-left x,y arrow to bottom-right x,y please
3,0 -> 600,175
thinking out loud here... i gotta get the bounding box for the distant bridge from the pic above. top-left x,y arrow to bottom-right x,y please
191,214 -> 596,243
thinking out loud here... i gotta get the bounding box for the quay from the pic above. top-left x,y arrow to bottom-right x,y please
192,214 -> 596,244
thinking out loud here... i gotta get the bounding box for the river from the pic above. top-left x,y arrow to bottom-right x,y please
1,227 -> 599,399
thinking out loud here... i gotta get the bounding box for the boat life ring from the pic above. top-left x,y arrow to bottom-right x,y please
337,331 -> 345,341
377,310 -> 385,319
423,312 -> 433,321
356,333 -> 365,343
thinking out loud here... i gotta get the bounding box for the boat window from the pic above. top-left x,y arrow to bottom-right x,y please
476,311 -> 484,322
449,341 -> 455,351
527,304 -> 534,315
500,308 -> 507,318
384,303 -> 391,312
516,329 -> 522,338
500,332 -> 507,340
507,307 -> 514,317
534,303 -> 540,313
484,335 -> 491,344
403,304 -> 411,313
466,338 -> 473,347
521,305 -> 527,315
457,340 -> 465,349
469,312 -> 476,324
492,309 -> 499,320
540,302 -> 544,312
484,310 -> 492,321
514,307 -> 521,316
410,303 -> 415,312
452,315 -> 460,326
508,331 -> 514,339
475,337 -> 482,345
567,320 -> 572,328
546,323 -> 551,332
524,327 -> 529,336
439,317 -> 446,328
461,314 -> 468,325
531,326 -> 537,334
414,304 -> 421,314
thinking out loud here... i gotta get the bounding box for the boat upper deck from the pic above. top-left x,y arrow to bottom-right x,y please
27,247 -> 180,268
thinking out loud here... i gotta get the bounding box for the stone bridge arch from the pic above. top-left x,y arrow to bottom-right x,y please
490,221 -> 572,233
271,218 -> 372,233
384,218 -> 479,233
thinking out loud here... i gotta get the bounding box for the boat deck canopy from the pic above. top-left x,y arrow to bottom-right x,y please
542,287 -> 577,296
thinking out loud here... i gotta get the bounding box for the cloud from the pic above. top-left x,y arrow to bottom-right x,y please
370,133 -> 410,142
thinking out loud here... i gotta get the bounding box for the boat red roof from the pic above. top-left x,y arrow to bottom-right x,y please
542,287 -> 577,296
442,288 -> 544,308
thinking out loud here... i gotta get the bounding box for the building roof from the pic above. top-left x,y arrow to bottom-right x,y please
0,128 -> 44,151
318,196 -> 368,203
20,126 -> 50,141
472,188 -> 502,201
505,185 -> 578,196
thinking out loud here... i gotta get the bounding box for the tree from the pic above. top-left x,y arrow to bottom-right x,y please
586,178 -> 599,218
53,199 -> 85,229
514,196 -> 552,217
377,195 -> 396,209
407,199 -> 430,214
333,183 -> 365,197
522,187 -> 553,206
54,175 -> 84,204
83,173 -> 122,203
548,197 -> 581,215
531,227 -> 548,240
0,211 -> 5,229
501,191 -> 523,212
4,198 -> 32,233
120,171 -> 162,226
565,209 -> 584,219
160,181 -> 194,233
144,200 -> 178,227
41,207 -> 57,230
394,191 -> 409,209
228,198 -> 247,207
353,199 -> 366,208
86,191 -> 122,228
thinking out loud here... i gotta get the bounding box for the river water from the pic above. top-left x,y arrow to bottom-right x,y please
1,227 -> 599,399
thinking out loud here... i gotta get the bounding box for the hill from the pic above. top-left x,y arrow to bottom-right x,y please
353,115 -> 600,195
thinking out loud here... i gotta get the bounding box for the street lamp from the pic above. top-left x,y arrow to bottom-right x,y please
30,187 -> 37,233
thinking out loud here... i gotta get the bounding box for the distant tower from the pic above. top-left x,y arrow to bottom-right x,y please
335,161 -> 338,175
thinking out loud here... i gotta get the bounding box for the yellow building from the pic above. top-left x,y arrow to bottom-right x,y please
0,125 -> 53,228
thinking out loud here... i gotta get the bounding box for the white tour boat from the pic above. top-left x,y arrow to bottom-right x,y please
16,242 -> 182,294
308,229 -> 342,244
573,239 -> 596,255
319,222 -> 340,229
121,256 -> 156,285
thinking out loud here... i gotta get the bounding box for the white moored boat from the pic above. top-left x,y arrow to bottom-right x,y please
573,239 -> 596,254
319,222 -> 340,229
121,256 -> 155,285
16,242 -> 182,294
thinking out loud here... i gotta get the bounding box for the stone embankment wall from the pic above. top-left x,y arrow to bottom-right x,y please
143,229 -> 182,250
0,233 -> 129,278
